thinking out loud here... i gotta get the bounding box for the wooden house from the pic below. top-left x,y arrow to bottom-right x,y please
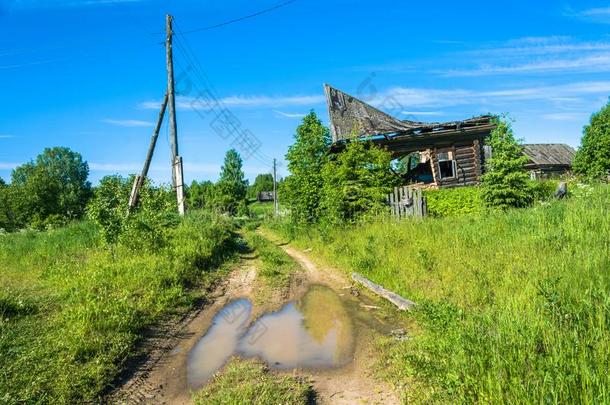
325,84 -> 496,189
522,144 -> 575,179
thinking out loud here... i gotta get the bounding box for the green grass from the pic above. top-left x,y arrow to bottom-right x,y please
248,201 -> 275,219
0,212 -> 236,404
268,184 -> 610,403
194,359 -> 314,405
242,230 -> 297,294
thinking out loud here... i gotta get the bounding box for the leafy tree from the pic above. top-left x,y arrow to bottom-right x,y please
573,101 -> 610,179
320,141 -> 398,223
10,147 -> 91,228
86,175 -> 129,244
248,173 -> 274,199
210,149 -> 248,215
87,175 -> 177,247
481,118 -> 531,209
282,111 -> 331,223
0,179 -> 15,231
187,180 -> 214,209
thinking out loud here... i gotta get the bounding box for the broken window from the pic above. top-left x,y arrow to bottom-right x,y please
437,152 -> 457,180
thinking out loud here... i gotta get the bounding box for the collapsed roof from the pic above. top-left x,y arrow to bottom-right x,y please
324,84 -> 495,149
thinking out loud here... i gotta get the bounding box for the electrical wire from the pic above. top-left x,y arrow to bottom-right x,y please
176,0 -> 296,34
171,20 -> 277,168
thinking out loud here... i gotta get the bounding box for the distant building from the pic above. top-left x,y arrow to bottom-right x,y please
257,191 -> 275,202
522,144 -> 576,179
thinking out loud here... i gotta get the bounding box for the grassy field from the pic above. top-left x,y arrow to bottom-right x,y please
0,212 -> 236,404
268,184 -> 610,403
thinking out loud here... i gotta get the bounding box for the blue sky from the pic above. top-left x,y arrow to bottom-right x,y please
1,0 -> 609,185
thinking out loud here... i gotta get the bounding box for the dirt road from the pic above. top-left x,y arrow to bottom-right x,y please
110,231 -> 402,404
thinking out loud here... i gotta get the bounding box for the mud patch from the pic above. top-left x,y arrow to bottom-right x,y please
187,285 -> 356,390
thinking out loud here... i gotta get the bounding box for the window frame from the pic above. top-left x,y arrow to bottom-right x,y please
437,150 -> 457,180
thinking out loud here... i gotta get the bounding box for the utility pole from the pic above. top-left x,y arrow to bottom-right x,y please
273,158 -> 278,217
128,93 -> 169,211
166,14 -> 185,215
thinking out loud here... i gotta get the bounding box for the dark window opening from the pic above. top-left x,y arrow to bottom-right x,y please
439,160 -> 456,179
437,152 -> 457,180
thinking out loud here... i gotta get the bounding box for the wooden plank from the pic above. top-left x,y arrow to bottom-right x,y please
352,273 -> 416,311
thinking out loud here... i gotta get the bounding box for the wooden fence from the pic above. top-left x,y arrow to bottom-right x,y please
387,186 -> 427,219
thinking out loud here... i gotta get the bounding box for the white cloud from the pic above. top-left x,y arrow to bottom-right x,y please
0,135 -> 14,139
273,110 -> 306,118
139,94 -> 325,111
0,163 -> 18,170
401,111 -> 444,116
373,81 -> 610,108
102,119 -> 154,128
542,112 -> 590,121
567,6 -> 610,23
441,54 -> 610,77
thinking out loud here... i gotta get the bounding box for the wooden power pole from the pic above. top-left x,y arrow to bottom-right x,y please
128,15 -> 186,215
166,14 -> 185,215
273,158 -> 278,217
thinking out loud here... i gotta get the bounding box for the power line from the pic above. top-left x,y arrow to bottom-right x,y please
179,0 -> 297,34
171,21 -> 277,168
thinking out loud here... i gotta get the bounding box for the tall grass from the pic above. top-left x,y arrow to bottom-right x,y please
269,184 -> 610,403
0,212 -> 236,404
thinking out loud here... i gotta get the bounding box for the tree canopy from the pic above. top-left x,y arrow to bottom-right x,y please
573,101 -> 610,179
210,149 -> 248,215
320,141 -> 397,223
481,118 -> 531,209
248,173 -> 274,199
9,147 -> 91,228
282,111 -> 331,223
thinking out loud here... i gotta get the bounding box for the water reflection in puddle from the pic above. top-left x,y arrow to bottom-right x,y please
187,285 -> 355,389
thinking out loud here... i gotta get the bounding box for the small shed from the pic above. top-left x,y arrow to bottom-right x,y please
522,144 -> 575,178
257,191 -> 275,202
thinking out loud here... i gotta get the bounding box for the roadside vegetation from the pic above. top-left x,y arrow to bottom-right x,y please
0,211 -> 236,403
270,183 -> 610,403
266,102 -> 610,403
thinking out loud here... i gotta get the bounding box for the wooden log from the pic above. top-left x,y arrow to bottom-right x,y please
352,273 -> 416,311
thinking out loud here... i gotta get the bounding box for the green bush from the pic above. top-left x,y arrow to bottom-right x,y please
86,175 -> 177,247
529,180 -> 559,201
320,141 -> 398,223
424,186 -> 483,217
481,119 -> 532,209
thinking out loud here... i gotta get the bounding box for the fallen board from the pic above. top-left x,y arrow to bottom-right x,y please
352,273 -> 416,311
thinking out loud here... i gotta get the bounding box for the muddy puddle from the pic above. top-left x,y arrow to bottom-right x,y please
187,285 -> 356,389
